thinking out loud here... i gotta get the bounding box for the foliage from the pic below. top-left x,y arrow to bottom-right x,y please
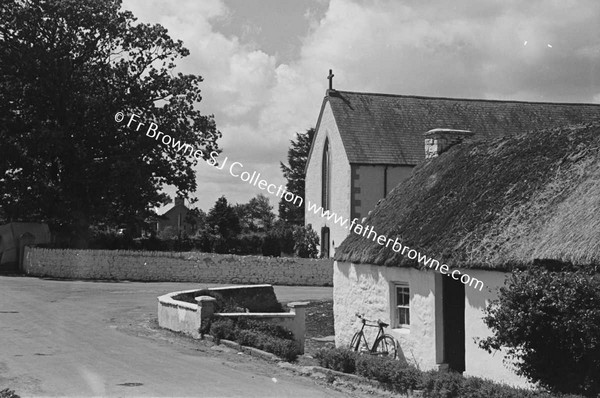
208,318 -> 300,361
279,128 -> 315,225
479,266 -> 600,396
314,348 -> 358,374
206,197 -> 240,240
209,318 -> 235,344
420,370 -> 464,398
0,0 -> 220,244
313,348 -> 580,398
184,207 -> 206,235
236,318 -> 294,341
271,222 -> 318,258
355,355 -> 421,394
157,226 -> 177,240
0,389 -> 20,398
273,221 -> 295,254
235,329 -> 300,362
261,233 -> 281,257
293,224 -> 319,258
236,194 -> 276,233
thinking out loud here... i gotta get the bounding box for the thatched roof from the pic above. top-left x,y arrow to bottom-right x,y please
335,122 -> 600,270
320,90 -> 600,165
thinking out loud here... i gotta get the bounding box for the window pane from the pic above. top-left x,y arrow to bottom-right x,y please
397,286 -> 409,306
397,308 -> 410,325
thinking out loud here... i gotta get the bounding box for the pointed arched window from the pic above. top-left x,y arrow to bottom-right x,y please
322,138 -> 331,210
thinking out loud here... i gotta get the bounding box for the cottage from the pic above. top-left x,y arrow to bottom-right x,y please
333,122 -> 600,387
305,88 -> 600,257
154,195 -> 198,236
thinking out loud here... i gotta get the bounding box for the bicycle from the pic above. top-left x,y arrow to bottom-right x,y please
349,313 -> 398,359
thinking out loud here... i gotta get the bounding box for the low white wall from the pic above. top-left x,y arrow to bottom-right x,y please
24,247 -> 333,286
157,286 -> 308,353
157,288 -> 202,338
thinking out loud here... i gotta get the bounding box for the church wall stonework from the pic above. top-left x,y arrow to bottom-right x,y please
23,247 -> 333,286
305,101 -> 351,257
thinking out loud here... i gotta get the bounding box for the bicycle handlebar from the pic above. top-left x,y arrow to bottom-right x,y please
355,313 -> 387,327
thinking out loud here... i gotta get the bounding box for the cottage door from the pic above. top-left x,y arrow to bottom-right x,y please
442,277 -> 465,372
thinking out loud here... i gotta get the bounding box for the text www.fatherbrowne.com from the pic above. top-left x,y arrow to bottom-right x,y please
116,111 -> 484,291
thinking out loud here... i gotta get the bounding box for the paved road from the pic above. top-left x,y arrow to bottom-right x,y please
0,276 -> 338,397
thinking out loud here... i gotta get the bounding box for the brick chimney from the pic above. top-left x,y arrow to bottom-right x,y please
424,128 -> 474,159
174,195 -> 185,207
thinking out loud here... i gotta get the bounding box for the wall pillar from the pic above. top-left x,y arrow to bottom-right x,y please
287,301 -> 310,353
195,296 -> 217,333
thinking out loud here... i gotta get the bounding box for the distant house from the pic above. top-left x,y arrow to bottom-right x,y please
305,89 -> 600,257
0,222 -> 51,272
333,122 -> 600,387
155,196 -> 198,236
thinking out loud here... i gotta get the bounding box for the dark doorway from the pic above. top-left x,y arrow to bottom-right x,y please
442,276 -> 465,372
321,227 -> 330,258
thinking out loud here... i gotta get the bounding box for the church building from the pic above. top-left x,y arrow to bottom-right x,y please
305,84 -> 600,257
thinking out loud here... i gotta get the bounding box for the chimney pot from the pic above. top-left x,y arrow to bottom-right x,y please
424,128 -> 474,159
174,196 -> 185,207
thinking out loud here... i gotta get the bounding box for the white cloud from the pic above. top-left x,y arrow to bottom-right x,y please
124,0 -> 600,212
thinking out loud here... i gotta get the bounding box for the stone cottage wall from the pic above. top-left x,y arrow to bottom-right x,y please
23,247 -> 333,286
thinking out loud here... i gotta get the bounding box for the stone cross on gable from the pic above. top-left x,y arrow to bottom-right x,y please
328,69 -> 334,90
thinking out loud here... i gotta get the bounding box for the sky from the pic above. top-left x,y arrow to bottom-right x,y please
121,0 -> 600,214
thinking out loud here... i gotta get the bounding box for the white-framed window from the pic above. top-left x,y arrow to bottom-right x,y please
394,283 -> 410,328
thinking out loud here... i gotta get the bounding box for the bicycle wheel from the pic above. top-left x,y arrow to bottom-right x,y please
373,335 -> 397,359
349,332 -> 362,352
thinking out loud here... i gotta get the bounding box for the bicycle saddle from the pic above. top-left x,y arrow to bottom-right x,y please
378,320 -> 389,327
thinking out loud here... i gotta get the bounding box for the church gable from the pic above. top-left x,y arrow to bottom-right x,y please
305,100 -> 352,256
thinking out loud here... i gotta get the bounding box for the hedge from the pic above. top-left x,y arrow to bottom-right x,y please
207,318 -> 301,362
313,348 -> 586,398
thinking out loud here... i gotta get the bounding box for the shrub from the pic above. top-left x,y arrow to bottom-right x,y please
206,318 -> 300,362
0,390 -> 20,398
236,329 -> 259,346
293,225 -> 319,258
236,329 -> 300,362
314,348 -> 357,374
420,370 -> 464,398
209,318 -> 236,343
355,355 -> 421,394
261,233 -> 281,257
236,318 -> 294,340
480,266 -> 600,396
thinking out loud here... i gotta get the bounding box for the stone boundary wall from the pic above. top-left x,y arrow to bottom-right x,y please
23,247 -> 333,286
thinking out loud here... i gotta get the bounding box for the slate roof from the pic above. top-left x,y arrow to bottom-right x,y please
324,90 -> 600,165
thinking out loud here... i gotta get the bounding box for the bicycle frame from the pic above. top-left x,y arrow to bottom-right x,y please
354,317 -> 386,352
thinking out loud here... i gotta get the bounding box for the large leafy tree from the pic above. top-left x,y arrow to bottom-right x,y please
236,194 -> 276,233
0,0 -> 220,243
479,265 -> 600,396
279,128 -> 315,225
